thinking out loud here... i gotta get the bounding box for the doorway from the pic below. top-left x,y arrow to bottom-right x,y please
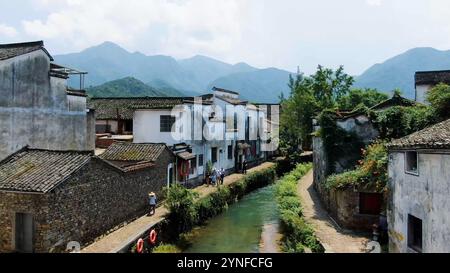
15,213 -> 34,253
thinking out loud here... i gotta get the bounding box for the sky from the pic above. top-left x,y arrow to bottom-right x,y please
1,0 -> 450,75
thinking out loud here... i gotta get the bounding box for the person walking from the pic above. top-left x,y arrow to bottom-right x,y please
243,160 -> 248,174
211,168 -> 217,186
220,168 -> 225,185
148,192 -> 157,216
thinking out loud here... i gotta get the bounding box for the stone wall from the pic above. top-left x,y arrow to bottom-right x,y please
0,149 -> 174,253
0,192 -> 49,252
312,116 -> 380,231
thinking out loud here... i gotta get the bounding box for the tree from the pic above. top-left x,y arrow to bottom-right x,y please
337,88 -> 388,110
310,65 -> 354,109
280,74 -> 317,157
280,66 -> 353,157
427,83 -> 450,120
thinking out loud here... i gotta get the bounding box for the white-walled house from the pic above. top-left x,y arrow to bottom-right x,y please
132,87 -> 278,185
415,70 -> 450,104
89,87 -> 279,186
0,41 -> 94,161
387,118 -> 450,253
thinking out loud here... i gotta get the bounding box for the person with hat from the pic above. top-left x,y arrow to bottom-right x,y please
148,192 -> 157,216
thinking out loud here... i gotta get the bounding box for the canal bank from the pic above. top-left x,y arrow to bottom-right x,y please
183,184 -> 281,253
82,162 -> 277,253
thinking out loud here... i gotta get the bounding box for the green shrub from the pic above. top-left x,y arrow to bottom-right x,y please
152,244 -> 181,253
164,184 -> 199,236
275,163 -> 324,253
427,83 -> 450,120
325,142 -> 388,192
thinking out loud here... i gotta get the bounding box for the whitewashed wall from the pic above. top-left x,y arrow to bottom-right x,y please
388,151 -> 450,253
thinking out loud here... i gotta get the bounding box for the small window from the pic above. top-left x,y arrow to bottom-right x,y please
408,214 -> 423,253
405,151 -> 419,175
189,158 -> 197,175
124,120 -> 133,132
227,145 -> 233,160
359,193 -> 382,215
198,155 -> 204,167
211,147 -> 218,163
160,115 -> 176,133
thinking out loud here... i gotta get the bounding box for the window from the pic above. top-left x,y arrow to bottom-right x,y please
198,155 -> 204,167
189,158 -> 197,175
359,193 -> 382,215
408,214 -> 423,253
160,115 -> 176,132
124,120 -> 133,132
405,151 -> 419,175
227,145 -> 233,160
211,147 -> 218,163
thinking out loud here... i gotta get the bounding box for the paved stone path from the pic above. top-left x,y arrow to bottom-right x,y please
81,162 -> 275,253
297,170 -> 369,253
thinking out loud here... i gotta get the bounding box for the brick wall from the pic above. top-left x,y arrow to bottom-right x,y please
0,149 -> 174,253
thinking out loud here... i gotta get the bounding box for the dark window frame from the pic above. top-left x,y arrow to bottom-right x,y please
198,154 -> 204,167
408,214 -> 423,253
405,151 -> 419,176
211,147 -> 218,163
227,145 -> 233,160
189,158 -> 197,175
160,115 -> 176,133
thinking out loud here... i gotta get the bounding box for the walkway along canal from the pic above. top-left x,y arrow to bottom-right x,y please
81,162 -> 277,253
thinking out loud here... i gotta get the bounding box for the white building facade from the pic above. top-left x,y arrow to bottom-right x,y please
133,87 -> 278,186
387,119 -> 450,253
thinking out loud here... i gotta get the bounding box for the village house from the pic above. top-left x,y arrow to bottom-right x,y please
132,87 -> 277,186
313,94 -> 416,231
386,118 -> 450,253
415,70 -> 450,104
0,41 -> 177,253
0,143 -> 174,253
0,41 -> 95,161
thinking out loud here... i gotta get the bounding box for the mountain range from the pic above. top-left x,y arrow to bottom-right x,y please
54,42 -> 293,102
55,42 -> 450,102
354,47 -> 450,99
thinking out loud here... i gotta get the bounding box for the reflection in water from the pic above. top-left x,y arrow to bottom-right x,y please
185,185 -> 279,253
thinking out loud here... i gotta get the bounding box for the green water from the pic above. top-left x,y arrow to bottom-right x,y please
184,185 -> 279,253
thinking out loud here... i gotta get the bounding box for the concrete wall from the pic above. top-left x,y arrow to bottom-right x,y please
0,50 -> 92,161
337,115 -> 379,145
134,109 -> 182,145
0,149 -> 173,253
415,84 -> 432,104
388,151 -> 450,253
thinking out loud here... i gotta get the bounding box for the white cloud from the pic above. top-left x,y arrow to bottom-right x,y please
21,0 -> 246,58
0,24 -> 18,37
366,0 -> 382,6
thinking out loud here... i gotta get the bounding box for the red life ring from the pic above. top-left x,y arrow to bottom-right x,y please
149,229 -> 157,245
136,238 -> 144,253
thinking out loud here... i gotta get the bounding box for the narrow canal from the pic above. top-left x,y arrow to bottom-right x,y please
184,185 -> 280,253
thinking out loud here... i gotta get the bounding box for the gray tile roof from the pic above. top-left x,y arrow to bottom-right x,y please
99,142 -> 167,162
216,95 -> 247,105
387,118 -> 450,150
212,86 -> 240,95
88,97 -> 187,120
0,41 -> 53,61
415,70 -> 450,86
0,149 -> 91,193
